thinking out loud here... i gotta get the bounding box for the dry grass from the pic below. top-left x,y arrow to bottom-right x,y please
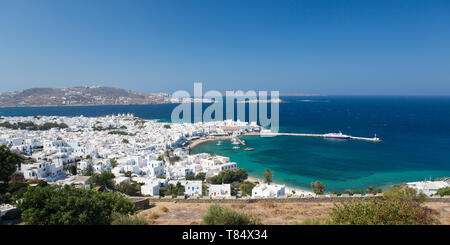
261,201 -> 277,209
136,201 -> 450,225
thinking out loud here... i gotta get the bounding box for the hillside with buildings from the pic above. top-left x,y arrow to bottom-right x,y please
0,86 -> 172,107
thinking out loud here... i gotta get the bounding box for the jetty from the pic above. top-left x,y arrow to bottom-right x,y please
234,137 -> 247,146
261,132 -> 381,142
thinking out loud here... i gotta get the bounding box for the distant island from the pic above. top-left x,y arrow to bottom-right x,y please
0,86 -> 173,107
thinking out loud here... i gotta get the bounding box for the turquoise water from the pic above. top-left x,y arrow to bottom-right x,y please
192,96 -> 450,192
2,96 -> 450,192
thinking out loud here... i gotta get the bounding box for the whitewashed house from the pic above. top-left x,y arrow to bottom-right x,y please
184,181 -> 203,196
209,184 -> 231,198
406,181 -> 449,196
252,184 -> 286,198
141,182 -> 160,196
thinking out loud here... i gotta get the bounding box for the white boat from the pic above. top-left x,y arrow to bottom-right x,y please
323,131 -> 350,139
232,146 -> 240,150
216,141 -> 222,146
231,138 -> 240,145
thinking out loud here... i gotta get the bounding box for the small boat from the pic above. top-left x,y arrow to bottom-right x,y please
231,138 -> 240,145
216,141 -> 222,146
244,147 -> 254,151
232,146 -> 240,150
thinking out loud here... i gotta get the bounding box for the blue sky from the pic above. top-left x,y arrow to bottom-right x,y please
0,0 -> 449,95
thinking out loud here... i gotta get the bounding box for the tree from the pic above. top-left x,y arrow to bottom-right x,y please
207,169 -> 248,184
69,165 -> 77,175
239,182 -> 256,196
110,158 -> 118,168
311,181 -> 325,195
436,187 -> 450,196
0,145 -> 21,183
89,171 -> 116,191
195,172 -> 206,181
1,180 -> 29,204
163,183 -> 185,197
163,124 -> 171,129
185,174 -> 195,180
16,185 -> 135,225
116,182 -> 139,196
202,204 -> 260,225
122,139 -> 129,144
82,162 -> 94,176
263,169 -> 273,185
234,168 -> 248,181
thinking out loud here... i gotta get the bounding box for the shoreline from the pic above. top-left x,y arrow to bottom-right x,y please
188,135 -> 234,149
189,135 -> 316,196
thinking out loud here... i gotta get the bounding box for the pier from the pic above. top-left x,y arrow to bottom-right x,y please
234,137 -> 247,146
261,132 -> 381,142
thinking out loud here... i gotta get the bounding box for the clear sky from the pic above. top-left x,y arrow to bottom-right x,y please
1,0 -> 449,95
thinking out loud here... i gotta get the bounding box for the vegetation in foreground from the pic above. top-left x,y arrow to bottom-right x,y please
297,185 -> 438,225
16,185 -> 136,225
111,213 -> 148,225
435,187 -> 450,197
202,204 -> 260,225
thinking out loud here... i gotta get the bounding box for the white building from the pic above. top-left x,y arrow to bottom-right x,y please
21,161 -> 64,181
184,181 -> 203,196
406,181 -> 450,196
209,184 -> 231,198
141,183 -> 160,196
252,184 -> 286,198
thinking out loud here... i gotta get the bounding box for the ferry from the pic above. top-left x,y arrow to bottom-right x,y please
323,131 -> 350,139
244,147 -> 254,151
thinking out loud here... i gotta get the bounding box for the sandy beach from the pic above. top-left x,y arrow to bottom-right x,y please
188,135 -> 233,149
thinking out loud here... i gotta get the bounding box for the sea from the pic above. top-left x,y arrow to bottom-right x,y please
1,96 -> 450,193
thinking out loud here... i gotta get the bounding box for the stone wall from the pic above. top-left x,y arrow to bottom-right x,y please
135,195 -> 450,204
129,197 -> 151,210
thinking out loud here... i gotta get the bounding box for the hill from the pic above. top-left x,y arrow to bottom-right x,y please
0,86 -> 172,107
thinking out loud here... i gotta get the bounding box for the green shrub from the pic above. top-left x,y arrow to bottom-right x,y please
239,182 -> 256,196
111,213 -> 148,225
202,204 -> 260,225
344,189 -> 363,196
89,171 -> 116,191
383,186 -> 426,203
329,199 -> 438,225
436,187 -> 450,196
116,182 -> 139,196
